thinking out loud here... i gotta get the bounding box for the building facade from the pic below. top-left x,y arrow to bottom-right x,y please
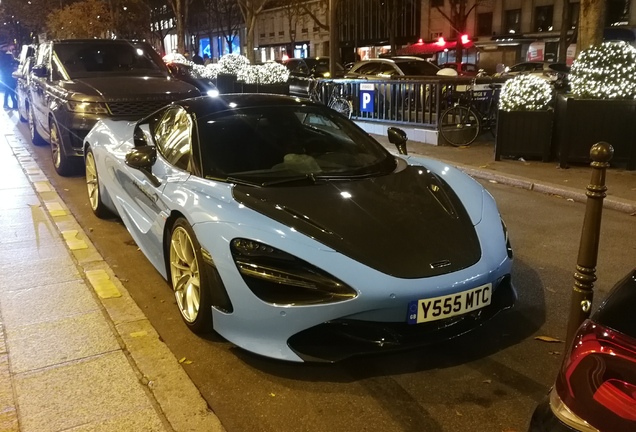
252,0 -> 635,71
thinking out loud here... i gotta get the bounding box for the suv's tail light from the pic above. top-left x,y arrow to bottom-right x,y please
551,319 -> 636,431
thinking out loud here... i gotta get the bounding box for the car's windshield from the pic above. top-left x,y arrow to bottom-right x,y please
54,42 -> 167,79
396,60 -> 440,76
197,105 -> 396,185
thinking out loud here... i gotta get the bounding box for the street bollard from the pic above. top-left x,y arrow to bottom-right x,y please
565,142 -> 614,348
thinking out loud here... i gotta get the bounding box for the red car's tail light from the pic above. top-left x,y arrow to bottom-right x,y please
552,319 -> 636,431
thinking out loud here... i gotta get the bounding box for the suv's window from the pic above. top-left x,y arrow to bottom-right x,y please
354,63 -> 381,75
376,62 -> 398,76
153,106 -> 192,171
396,60 -> 439,76
53,42 -> 166,78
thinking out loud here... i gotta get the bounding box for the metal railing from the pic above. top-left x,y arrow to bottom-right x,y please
314,77 -> 507,128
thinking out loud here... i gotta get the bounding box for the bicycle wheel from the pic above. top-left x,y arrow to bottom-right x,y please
329,97 -> 353,118
439,105 -> 480,146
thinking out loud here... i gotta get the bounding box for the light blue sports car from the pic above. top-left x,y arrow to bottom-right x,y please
83,94 -> 515,362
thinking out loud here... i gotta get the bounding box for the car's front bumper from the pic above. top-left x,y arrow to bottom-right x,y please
288,274 -> 515,362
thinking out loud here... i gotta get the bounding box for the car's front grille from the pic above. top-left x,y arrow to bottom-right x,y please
107,99 -> 176,118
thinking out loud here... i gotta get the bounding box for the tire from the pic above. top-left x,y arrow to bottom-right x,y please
329,97 -> 353,118
169,218 -> 213,333
28,105 -> 46,146
439,105 -> 480,147
50,119 -> 76,176
85,147 -> 111,218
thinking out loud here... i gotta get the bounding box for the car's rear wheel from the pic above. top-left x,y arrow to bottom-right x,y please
28,105 -> 45,146
85,147 -> 111,218
50,120 -> 75,176
169,218 -> 212,333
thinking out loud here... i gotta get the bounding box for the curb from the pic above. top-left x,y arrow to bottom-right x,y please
1,112 -> 225,432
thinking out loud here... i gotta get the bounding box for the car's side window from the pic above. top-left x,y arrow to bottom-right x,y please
153,107 -> 193,171
377,63 -> 397,76
355,63 -> 380,75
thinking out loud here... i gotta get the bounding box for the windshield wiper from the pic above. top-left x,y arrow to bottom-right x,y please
261,173 -> 318,186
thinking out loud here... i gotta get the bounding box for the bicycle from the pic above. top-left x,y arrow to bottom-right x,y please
438,79 -> 501,146
308,78 -> 353,119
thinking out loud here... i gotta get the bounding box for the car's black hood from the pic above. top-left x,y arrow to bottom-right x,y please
62,76 -> 199,100
233,166 -> 481,279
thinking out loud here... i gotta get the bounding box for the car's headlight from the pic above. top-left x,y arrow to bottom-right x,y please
501,218 -> 513,259
67,101 -> 110,115
231,238 -> 358,306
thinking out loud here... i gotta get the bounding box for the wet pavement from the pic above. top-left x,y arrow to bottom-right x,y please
0,104 -> 634,431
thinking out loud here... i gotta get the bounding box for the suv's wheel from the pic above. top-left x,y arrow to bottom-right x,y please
50,119 -> 75,176
28,105 -> 45,146
85,147 -> 111,218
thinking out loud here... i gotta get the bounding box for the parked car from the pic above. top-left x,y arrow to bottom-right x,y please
83,93 -> 516,362
283,57 -> 344,97
164,61 -> 219,96
498,61 -> 570,82
28,39 -> 200,176
345,56 -> 441,79
529,268 -> 636,431
12,44 -> 37,122
439,62 -> 479,76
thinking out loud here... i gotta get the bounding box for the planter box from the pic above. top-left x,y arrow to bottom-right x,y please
238,82 -> 290,95
554,95 -> 636,170
495,110 -> 554,162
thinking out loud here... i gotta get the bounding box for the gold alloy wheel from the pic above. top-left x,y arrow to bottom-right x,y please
85,151 -> 99,211
170,226 -> 201,323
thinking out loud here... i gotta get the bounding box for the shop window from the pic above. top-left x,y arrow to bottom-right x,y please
477,12 -> 493,36
504,9 -> 521,34
534,5 -> 554,32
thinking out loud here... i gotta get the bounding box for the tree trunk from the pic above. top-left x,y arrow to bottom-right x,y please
245,13 -> 257,62
558,0 -> 571,62
578,0 -> 605,52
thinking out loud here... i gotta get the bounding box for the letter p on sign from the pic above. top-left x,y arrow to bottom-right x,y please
359,83 -> 375,113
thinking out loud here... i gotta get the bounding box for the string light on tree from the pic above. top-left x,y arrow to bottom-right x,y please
570,41 -> 636,99
499,74 -> 553,111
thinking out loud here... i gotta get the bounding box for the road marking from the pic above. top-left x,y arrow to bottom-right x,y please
85,269 -> 122,298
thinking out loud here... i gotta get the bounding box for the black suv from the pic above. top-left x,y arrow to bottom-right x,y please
28,39 -> 200,175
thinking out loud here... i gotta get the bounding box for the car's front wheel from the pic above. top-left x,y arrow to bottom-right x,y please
85,147 -> 111,218
169,218 -> 213,333
50,119 -> 75,176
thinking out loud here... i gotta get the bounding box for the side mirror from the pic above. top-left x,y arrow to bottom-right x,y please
388,127 -> 408,155
31,64 -> 48,78
125,145 -> 156,170
133,124 -> 152,147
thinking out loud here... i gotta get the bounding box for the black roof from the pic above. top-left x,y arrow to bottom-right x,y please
179,93 -> 321,116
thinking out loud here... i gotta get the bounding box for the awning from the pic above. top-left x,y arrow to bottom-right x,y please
397,40 -> 474,56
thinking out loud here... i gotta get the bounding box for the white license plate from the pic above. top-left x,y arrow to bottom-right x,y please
407,284 -> 492,324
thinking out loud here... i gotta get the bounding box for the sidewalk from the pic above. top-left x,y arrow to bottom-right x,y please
0,106 -> 634,431
0,108 -> 225,431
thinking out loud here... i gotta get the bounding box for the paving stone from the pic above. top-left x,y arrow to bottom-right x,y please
5,311 -> 120,374
0,279 -> 99,328
0,261 -> 81,292
0,189 -> 39,211
13,351 -> 160,432
0,242 -> 68,268
63,408 -> 166,432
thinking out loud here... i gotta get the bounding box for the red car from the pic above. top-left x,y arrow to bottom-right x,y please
529,268 -> 636,431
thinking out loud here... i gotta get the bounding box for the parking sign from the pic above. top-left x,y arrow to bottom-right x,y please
360,83 -> 375,113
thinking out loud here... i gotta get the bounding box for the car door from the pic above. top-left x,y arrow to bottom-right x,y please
115,106 -> 194,270
29,42 -> 51,136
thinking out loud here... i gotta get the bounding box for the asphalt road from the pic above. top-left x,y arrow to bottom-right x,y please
13,119 -> 636,432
